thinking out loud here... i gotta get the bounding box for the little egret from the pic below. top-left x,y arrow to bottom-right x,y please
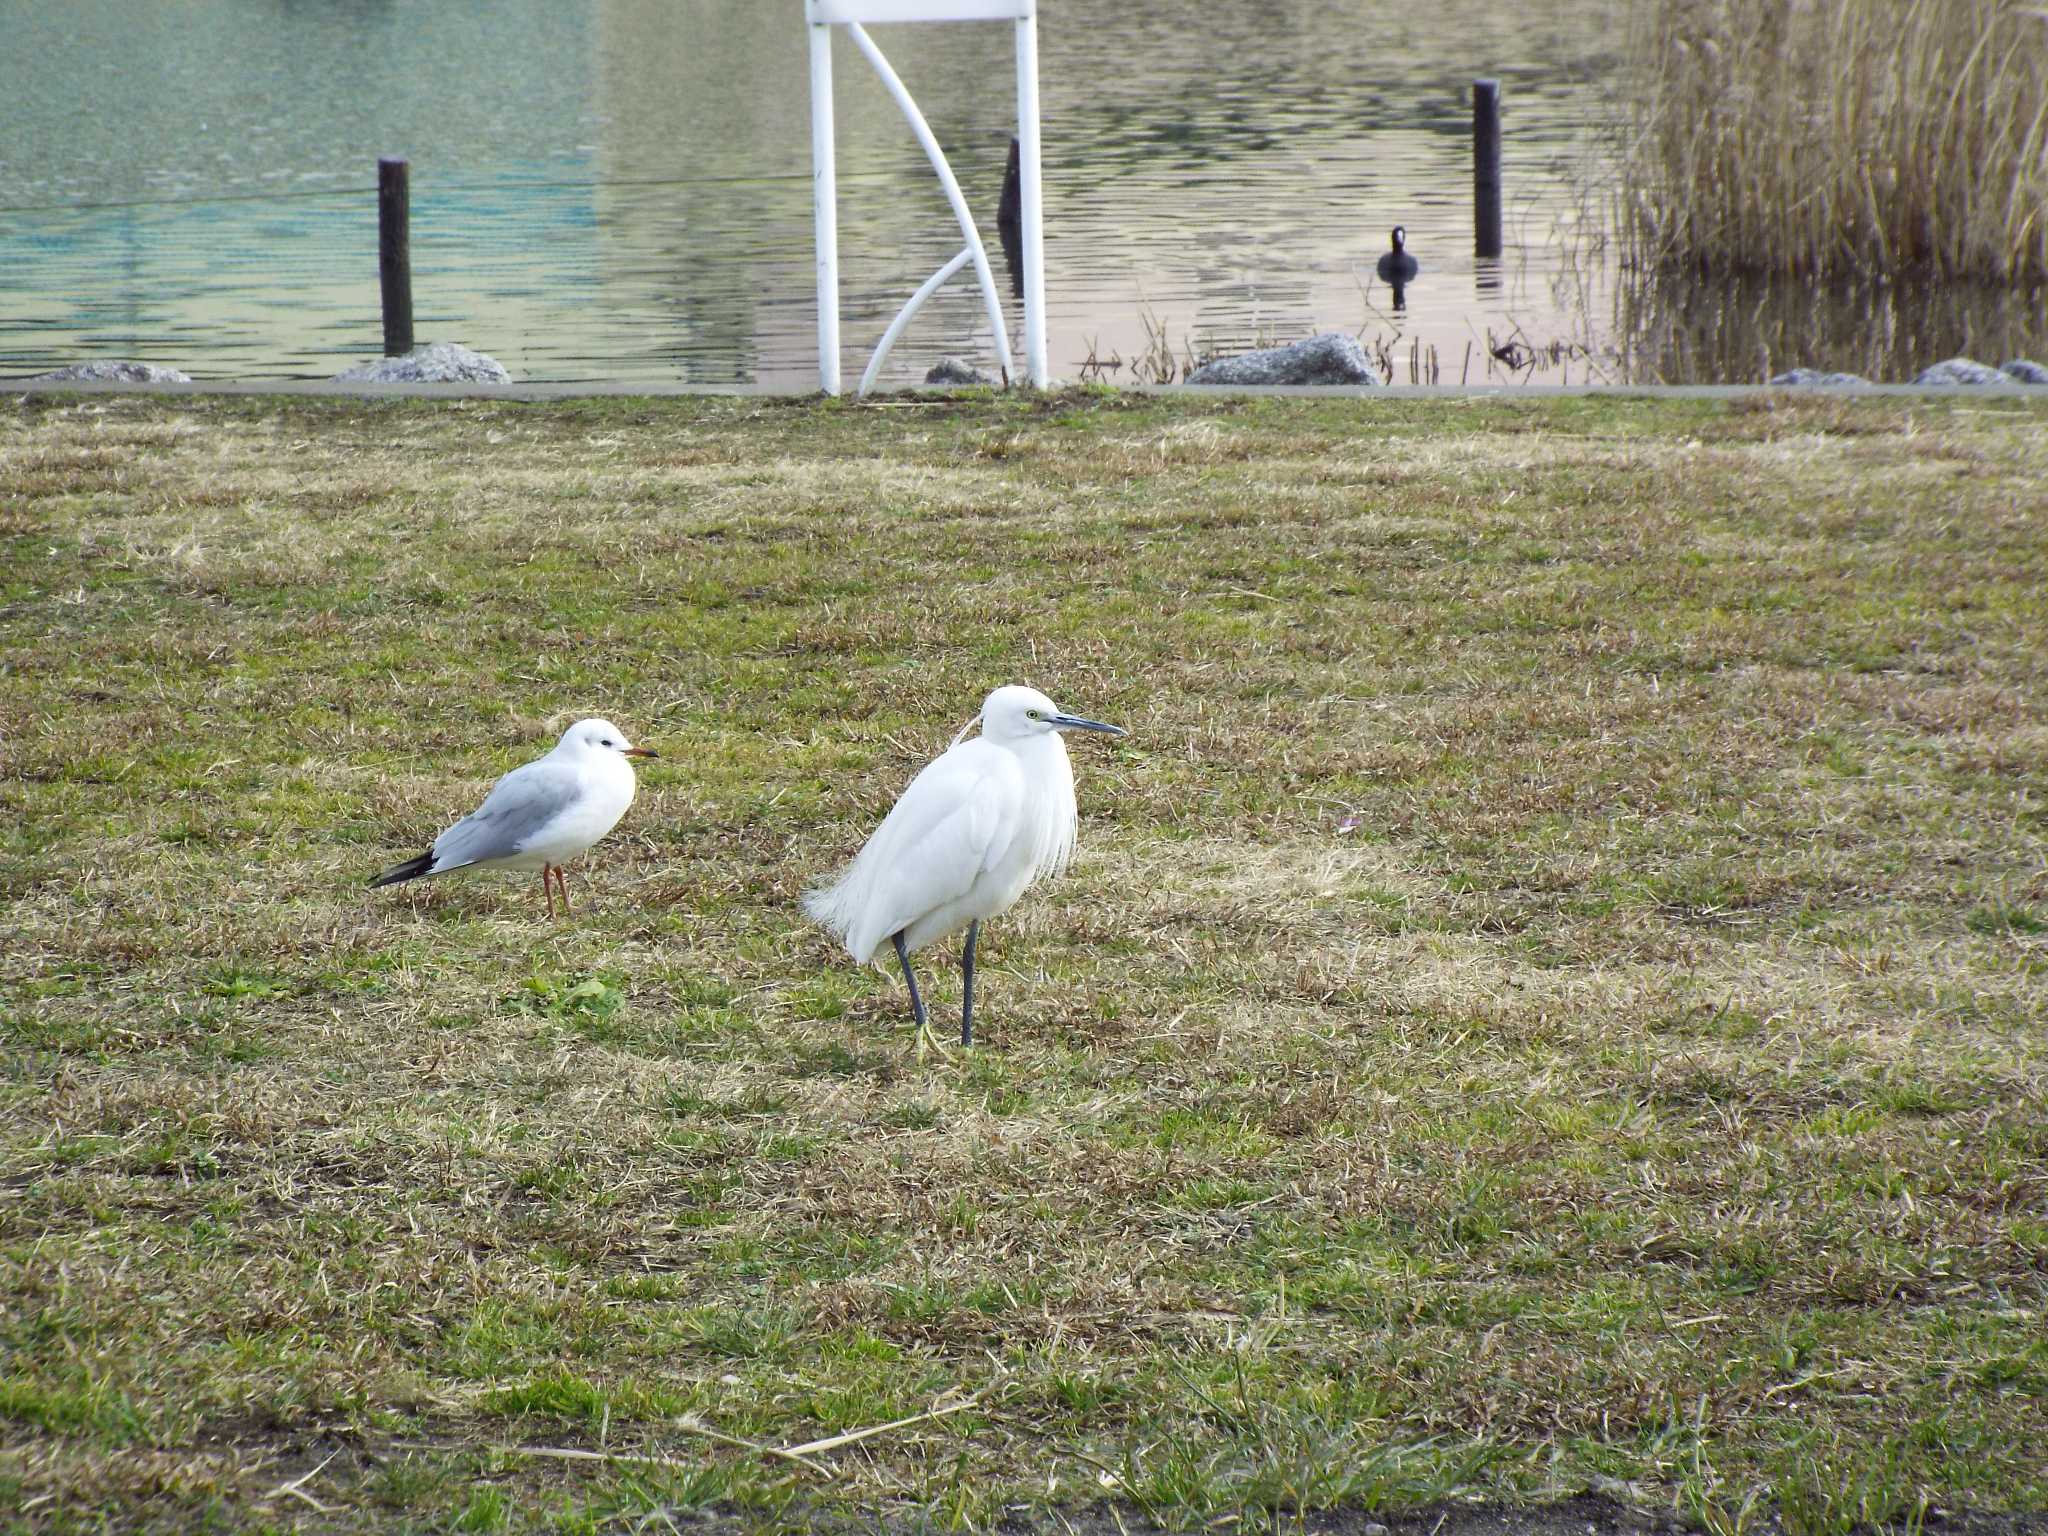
1376,225 -> 1420,284
369,718 -> 656,917
804,685 -> 1126,1048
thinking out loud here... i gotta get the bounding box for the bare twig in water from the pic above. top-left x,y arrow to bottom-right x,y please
1077,336 -> 1124,383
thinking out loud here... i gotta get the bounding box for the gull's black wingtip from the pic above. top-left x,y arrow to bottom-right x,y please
368,852 -> 434,889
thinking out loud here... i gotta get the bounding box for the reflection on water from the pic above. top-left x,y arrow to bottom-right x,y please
1613,272 -> 2048,385
1,0 -> 2043,385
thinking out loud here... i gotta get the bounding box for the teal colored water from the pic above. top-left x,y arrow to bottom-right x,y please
2,1 -> 2041,385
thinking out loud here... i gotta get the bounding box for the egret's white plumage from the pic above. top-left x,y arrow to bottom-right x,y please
369,717 -> 656,916
805,685 -> 1126,1045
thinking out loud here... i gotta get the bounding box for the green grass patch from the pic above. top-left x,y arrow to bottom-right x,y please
2,389 -> 2045,1530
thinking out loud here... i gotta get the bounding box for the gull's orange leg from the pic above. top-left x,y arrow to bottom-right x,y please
555,864 -> 573,916
542,865 -> 557,919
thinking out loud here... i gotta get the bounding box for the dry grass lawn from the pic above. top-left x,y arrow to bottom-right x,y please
2,388 -> 2045,1533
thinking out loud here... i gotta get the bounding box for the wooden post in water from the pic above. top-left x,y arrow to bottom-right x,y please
1473,79 -> 1502,258
378,156 -> 414,357
997,135 -> 1023,300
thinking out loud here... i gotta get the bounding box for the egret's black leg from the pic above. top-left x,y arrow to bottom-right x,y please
960,919 -> 980,1047
891,931 -> 927,1031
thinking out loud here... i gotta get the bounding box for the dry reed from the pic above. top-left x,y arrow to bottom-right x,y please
1619,0 -> 2048,281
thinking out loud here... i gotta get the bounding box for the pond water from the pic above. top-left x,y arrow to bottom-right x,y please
2,0 -> 2042,387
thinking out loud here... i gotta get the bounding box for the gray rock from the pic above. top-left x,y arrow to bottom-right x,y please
924,356 -> 999,387
2000,358 -> 2048,384
27,360 -> 192,384
1768,368 -> 1870,387
1912,356 -> 2008,386
334,342 -> 511,384
1185,331 -> 1380,386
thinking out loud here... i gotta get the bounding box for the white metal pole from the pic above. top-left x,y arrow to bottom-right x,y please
859,246 -> 975,396
845,22 -> 1014,385
809,20 -> 841,395
1015,11 -> 1047,388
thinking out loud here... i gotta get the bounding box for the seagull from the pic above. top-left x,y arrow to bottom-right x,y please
804,685 -> 1126,1049
369,718 -> 656,916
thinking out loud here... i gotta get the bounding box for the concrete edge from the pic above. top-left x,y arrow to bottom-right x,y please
6,378 -> 2048,402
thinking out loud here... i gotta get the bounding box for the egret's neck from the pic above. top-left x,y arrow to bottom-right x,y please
1003,730 -> 1079,875
1009,732 -> 1076,826
1005,728 -> 1071,771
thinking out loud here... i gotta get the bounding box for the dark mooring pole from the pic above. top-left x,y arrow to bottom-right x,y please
378,156 -> 414,356
1473,80 -> 1502,258
997,134 -> 1024,300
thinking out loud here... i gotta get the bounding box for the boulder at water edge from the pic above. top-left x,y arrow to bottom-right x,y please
27,360 -> 192,384
1186,331 -> 1380,386
925,357 -> 1000,386
2000,359 -> 2048,384
1913,357 -> 2011,386
334,343 -> 511,384
1768,368 -> 1870,387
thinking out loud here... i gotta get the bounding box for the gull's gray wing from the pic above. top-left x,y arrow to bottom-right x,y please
429,757 -> 583,872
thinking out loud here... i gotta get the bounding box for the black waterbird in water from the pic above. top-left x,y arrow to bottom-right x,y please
1376,225 -> 1420,284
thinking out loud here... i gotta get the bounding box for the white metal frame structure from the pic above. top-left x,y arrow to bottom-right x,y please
805,0 -> 1047,395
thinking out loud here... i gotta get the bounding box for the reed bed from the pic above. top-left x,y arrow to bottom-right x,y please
1619,0 -> 2048,282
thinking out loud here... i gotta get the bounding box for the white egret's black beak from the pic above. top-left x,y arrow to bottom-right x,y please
1051,714 -> 1126,737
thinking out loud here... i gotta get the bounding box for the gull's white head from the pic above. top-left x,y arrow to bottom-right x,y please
558,718 -> 658,759
979,686 -> 1126,744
